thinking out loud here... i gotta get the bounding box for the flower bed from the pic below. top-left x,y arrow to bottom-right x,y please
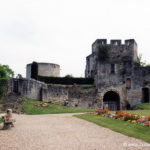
34,102 -> 50,108
93,109 -> 150,127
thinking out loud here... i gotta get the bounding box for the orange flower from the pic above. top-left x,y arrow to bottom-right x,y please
147,115 -> 150,121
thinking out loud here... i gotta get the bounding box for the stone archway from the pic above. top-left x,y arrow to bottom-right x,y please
103,91 -> 120,110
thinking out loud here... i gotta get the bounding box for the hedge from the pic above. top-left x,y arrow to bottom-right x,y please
37,76 -> 94,85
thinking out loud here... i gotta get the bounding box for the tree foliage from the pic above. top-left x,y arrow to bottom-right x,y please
0,64 -> 14,97
64,74 -> 73,78
0,64 -> 14,79
0,65 -> 7,78
135,54 -> 150,67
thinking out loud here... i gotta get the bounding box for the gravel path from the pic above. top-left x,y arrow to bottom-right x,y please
0,113 -> 150,150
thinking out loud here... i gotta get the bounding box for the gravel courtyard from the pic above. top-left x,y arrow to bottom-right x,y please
0,113 -> 150,150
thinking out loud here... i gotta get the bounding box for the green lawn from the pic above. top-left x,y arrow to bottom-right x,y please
109,103 -> 150,116
75,113 -> 150,143
135,103 -> 150,110
124,103 -> 150,116
124,110 -> 150,116
22,99 -> 93,115
0,118 -> 3,123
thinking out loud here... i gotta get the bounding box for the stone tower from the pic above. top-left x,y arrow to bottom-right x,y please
85,39 -> 149,110
26,62 -> 60,78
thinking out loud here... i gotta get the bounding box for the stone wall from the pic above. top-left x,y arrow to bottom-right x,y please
42,84 -> 97,108
42,84 -> 68,105
126,89 -> 142,107
8,78 -> 47,100
67,86 -> 97,108
8,78 -> 98,109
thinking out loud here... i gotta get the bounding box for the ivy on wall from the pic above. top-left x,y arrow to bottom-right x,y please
97,45 -> 110,62
31,61 -> 38,80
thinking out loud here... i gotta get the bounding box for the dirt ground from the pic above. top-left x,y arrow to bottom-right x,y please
0,113 -> 150,150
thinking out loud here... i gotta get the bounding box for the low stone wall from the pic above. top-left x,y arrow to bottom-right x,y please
42,84 -> 97,108
7,78 -> 98,109
42,84 -> 68,105
127,89 -> 142,107
8,78 -> 47,101
67,86 -> 97,108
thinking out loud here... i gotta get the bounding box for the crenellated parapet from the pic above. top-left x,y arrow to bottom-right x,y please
92,39 -> 136,45
91,39 -> 137,61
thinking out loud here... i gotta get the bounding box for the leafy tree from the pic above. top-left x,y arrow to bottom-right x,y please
135,54 -> 146,67
2,65 -> 14,78
0,65 -> 7,78
135,54 -> 150,67
64,74 -> 73,78
0,64 -> 14,79
0,64 -> 14,97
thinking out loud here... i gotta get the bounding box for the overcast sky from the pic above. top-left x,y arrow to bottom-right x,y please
0,0 -> 150,77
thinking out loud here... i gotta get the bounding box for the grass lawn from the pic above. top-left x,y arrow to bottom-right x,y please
109,103 -> 150,116
124,103 -> 150,116
0,118 -> 3,123
134,103 -> 150,110
23,99 -> 93,115
75,113 -> 150,143
124,110 -> 150,116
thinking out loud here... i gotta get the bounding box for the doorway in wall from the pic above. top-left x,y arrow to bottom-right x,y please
142,88 -> 149,103
13,80 -> 19,93
103,91 -> 120,110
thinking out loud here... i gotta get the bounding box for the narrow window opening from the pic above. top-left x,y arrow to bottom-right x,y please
126,78 -> 131,89
111,64 -> 115,74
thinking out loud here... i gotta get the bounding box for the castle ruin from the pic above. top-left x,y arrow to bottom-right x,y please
85,39 -> 150,110
5,39 -> 150,110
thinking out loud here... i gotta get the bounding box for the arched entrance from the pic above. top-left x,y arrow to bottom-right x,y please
142,88 -> 149,103
103,91 -> 120,110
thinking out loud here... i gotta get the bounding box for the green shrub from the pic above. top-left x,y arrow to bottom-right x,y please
82,84 -> 93,89
37,76 -> 94,85
17,98 -> 25,104
64,74 -> 73,78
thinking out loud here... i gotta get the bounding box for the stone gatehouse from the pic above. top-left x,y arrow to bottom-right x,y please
85,39 -> 150,110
